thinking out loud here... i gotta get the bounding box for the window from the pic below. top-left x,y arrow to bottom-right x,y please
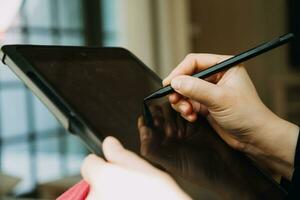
0,0 -> 118,196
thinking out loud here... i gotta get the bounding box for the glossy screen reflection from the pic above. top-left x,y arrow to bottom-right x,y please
143,99 -> 286,199
15,46 -> 285,199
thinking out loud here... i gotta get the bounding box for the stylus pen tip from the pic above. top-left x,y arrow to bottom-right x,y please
144,93 -> 157,101
144,85 -> 173,101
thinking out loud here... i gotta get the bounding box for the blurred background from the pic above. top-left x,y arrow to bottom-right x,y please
0,0 -> 299,199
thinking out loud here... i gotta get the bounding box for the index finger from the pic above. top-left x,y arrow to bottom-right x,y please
163,53 -> 231,86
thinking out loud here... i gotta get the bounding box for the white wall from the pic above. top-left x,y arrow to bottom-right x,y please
113,0 -> 191,78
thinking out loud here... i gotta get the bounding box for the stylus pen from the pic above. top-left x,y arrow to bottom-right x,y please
144,33 -> 294,101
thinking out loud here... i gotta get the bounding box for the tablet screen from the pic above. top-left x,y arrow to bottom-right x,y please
11,46 -> 285,199
17,47 -> 160,152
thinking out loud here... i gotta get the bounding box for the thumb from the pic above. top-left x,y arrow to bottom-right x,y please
103,136 -> 158,174
171,75 -> 222,107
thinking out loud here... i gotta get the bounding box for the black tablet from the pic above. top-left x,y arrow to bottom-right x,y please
0,45 -> 286,199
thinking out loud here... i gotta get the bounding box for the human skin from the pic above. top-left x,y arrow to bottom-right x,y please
81,53 -> 299,199
0,32 -> 4,41
163,53 -> 299,180
81,136 -> 192,200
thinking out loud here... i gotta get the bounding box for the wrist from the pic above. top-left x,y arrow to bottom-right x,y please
243,114 -> 299,180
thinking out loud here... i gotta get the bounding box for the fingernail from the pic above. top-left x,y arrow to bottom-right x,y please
179,104 -> 187,114
162,78 -> 169,86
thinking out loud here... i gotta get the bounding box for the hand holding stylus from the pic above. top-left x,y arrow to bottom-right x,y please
163,53 -> 299,180
59,52 -> 299,200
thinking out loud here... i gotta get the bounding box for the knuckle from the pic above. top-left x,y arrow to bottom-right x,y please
185,53 -> 197,61
185,53 -> 194,59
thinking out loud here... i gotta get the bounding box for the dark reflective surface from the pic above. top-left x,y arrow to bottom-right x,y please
16,46 -> 161,152
141,100 -> 286,199
13,46 -> 286,199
